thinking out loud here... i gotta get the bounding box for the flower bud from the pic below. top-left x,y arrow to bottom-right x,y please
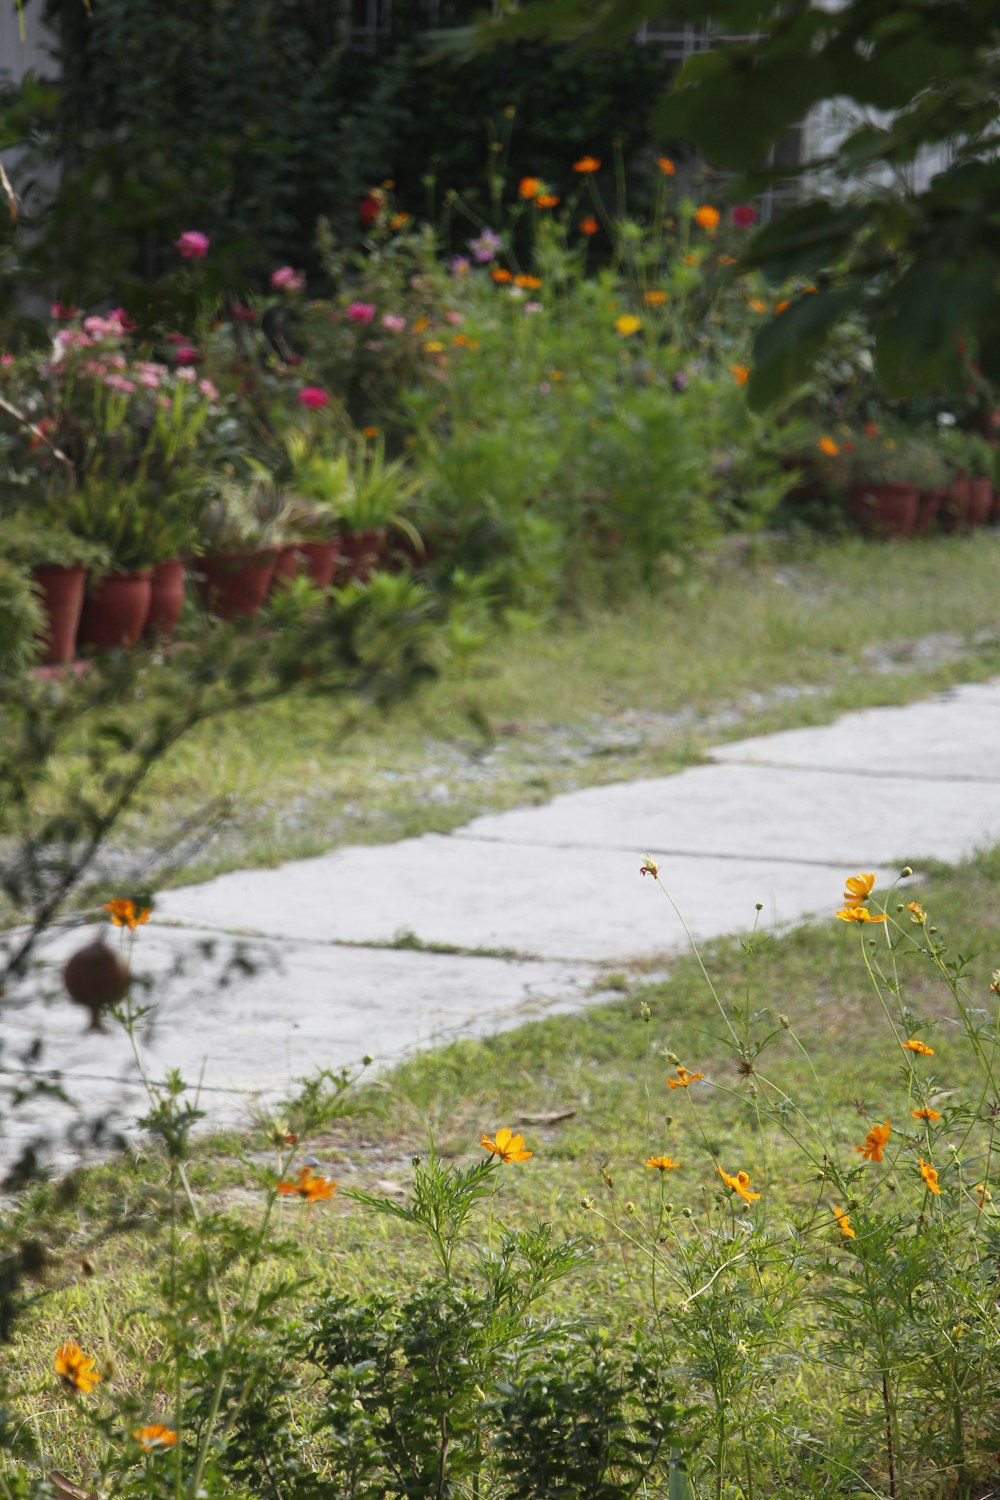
901,866 -> 913,878
778,1014 -> 790,1029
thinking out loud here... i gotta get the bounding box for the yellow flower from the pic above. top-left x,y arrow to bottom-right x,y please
836,905 -> 887,924
730,363 -> 749,386
644,289 -> 668,306
55,1340 -> 101,1394
693,204 -> 720,231
903,1038 -> 934,1056
748,297 -> 767,314
133,1425 -> 178,1451
423,340 -> 446,353
639,855 -> 659,878
718,1166 -> 760,1203
573,155 -> 601,173
857,1120 -> 890,1162
832,1204 -> 855,1239
657,156 -> 676,176
919,1157 -> 942,1195
667,1065 -> 705,1089
912,1107 -> 941,1121
277,1166 -> 336,1203
514,273 -> 542,289
842,872 -> 876,905
481,1127 -> 532,1163
646,1154 -> 680,1172
518,177 -> 541,199
615,314 -> 642,337
907,901 -> 927,925
104,898 -> 151,931
818,436 -> 840,456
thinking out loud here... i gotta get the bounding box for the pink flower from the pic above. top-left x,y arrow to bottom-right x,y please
50,302 -> 78,321
382,313 -> 407,332
0,353 -> 14,367
298,385 -> 329,409
176,230 -> 210,260
198,378 -> 218,400
103,373 -> 136,394
83,315 -> 121,340
107,306 -> 136,333
449,256 -> 471,277
732,204 -> 756,227
346,302 -> 376,325
166,332 -> 188,344
176,366 -> 196,383
270,265 -> 305,293
137,370 -> 161,389
444,310 -> 463,326
174,345 -> 201,366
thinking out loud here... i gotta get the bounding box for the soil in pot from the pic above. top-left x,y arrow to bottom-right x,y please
78,570 -> 153,651
145,559 -> 186,640
31,563 -> 87,665
195,550 -> 277,618
848,483 -> 919,540
338,528 -> 386,584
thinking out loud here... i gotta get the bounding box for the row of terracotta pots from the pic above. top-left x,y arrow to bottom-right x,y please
849,475 -> 1000,540
31,531 -> 386,666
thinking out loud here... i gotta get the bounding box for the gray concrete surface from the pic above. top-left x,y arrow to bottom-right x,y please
4,676 -> 999,1171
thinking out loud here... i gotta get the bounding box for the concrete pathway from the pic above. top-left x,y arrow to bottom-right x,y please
4,677 -> 1000,1170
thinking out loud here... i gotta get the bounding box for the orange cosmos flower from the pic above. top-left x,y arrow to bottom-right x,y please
646,1154 -> 680,1172
481,1127 -> 532,1163
667,1065 -> 705,1089
514,273 -> 542,289
842,872 -> 876,904
518,177 -> 541,199
104,898 -> 151,931
857,1119 -> 890,1162
55,1340 -> 101,1394
277,1166 -> 336,1203
580,216 -> 600,235
657,156 -> 676,176
832,1204 -> 855,1239
361,425 -> 380,438
413,316 -> 430,332
491,268 -> 513,284
919,1157 -> 941,1195
133,1425 -> 178,1451
903,1038 -> 934,1055
536,193 -> 560,208
907,901 -> 927,925
912,1107 -> 941,1121
818,436 -> 840,456
644,290 -> 668,306
718,1166 -> 760,1203
774,298 -> 790,315
694,204 -> 720,231
730,364 -> 749,386
573,155 -> 601,173
836,905 -> 887,924
615,314 -> 642,337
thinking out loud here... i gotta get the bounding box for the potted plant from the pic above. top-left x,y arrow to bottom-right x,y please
906,436 -> 951,537
937,427 -> 976,533
283,435 -> 352,588
336,433 -> 424,582
964,433 -> 995,527
67,475 -> 162,650
0,513 -> 110,664
843,429 -> 927,538
193,475 -> 291,617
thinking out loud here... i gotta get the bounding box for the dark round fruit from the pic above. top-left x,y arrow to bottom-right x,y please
63,940 -> 130,1030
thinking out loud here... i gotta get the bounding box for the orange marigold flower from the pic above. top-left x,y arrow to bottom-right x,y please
903,1038 -> 934,1056
718,1166 -> 760,1204
818,436 -> 840,456
857,1119 -> 890,1163
580,216 -> 600,236
514,273 -> 542,289
774,298 -> 790,315
843,872 -> 876,905
644,289 -> 668,306
573,155 -> 601,173
646,1154 -> 680,1172
749,297 -> 767,314
912,1107 -> 941,1121
667,1065 -> 705,1089
491,268 -> 513,284
536,194 -> 560,209
694,204 -> 720,231
104,898 -> 151,931
518,177 -> 541,199
730,363 -> 749,386
133,1425 -> 178,1451
833,1204 -> 855,1239
615,314 -> 642,337
55,1340 -> 101,1394
277,1166 -> 336,1203
836,905 -> 887,924
481,1127 -> 532,1163
919,1157 -> 942,1195
657,156 -> 676,176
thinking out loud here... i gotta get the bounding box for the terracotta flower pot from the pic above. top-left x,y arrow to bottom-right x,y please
145,559 -> 186,640
940,473 -> 971,533
298,538 -> 342,590
848,483 -> 919,540
967,476 -> 993,528
195,550 -> 277,618
78,570 -> 153,651
915,487 -> 946,538
31,563 -> 87,665
338,527 -> 386,584
991,488 -> 1000,525
269,544 -> 300,595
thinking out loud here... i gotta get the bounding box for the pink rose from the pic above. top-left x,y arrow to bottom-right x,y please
176,230 -> 210,260
298,385 -> 329,409
346,301 -> 376,325
271,265 -> 305,292
382,313 -> 407,332
731,204 -> 756,227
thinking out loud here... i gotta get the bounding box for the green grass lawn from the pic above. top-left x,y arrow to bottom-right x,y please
96,533 -> 1000,890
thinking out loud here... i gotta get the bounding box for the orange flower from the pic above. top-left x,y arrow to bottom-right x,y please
907,901 -> 927,925
133,1425 -> 178,1451
748,297 -> 767,314
362,425 -> 380,438
774,299 -> 790,315
657,156 -> 676,176
843,872 -> 876,905
718,1166 -> 760,1203
717,254 -> 738,266
481,1127 -> 532,1163
919,1157 -> 941,1195
491,268 -> 513,284
694,204 -> 720,231
903,1038 -> 934,1056
518,177 -> 541,199
833,1204 -> 855,1239
639,855 -> 659,879
683,254 -> 698,266
573,155 -> 601,173
646,1154 -> 680,1172
389,213 -> 410,231
857,1120 -> 890,1163
644,290 -> 668,306
55,1340 -> 101,1394
580,216 -> 600,236
615,314 -> 642,337
974,1182 -> 992,1207
864,420 -> 878,438
536,194 -> 560,209
730,364 -> 749,386
667,1065 -> 705,1089
836,905 -> 887,924
277,1166 -> 336,1203
514,273 -> 542,289
413,316 -> 430,331
912,1107 -> 941,1121
818,436 -> 840,457
104,898 -> 151,931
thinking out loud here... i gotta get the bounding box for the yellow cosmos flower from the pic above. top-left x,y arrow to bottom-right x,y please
836,905 -> 887,924
907,901 -> 927,924
912,1107 -> 941,1121
104,898 -> 151,931
667,1065 -> 705,1089
718,1166 -> 760,1203
843,872 -> 876,904
903,1038 -> 934,1056
277,1166 -> 336,1203
919,1157 -> 942,1195
615,314 -> 642,337
55,1340 -> 101,1394
133,1425 -> 178,1451
646,1154 -> 680,1172
833,1204 -> 855,1239
423,341 -> 446,353
857,1119 -> 890,1163
481,1127 -> 532,1163
694,204 -> 720,231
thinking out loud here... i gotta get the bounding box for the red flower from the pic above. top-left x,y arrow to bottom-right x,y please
359,192 -> 384,228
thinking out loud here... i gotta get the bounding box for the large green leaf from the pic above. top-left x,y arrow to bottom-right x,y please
740,202 -> 869,283
873,251 -> 1000,395
746,286 -> 863,410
